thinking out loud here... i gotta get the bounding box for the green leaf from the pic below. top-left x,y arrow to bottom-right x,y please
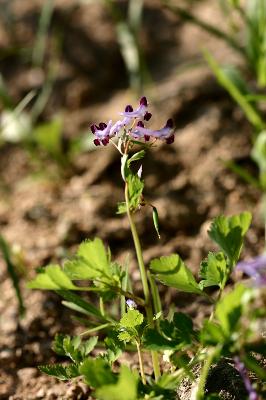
150,254 -> 202,294
104,335 -> 125,364
39,363 -> 79,380
118,331 -> 133,342
172,312 -> 194,336
52,333 -> 67,356
120,309 -> 144,328
52,334 -> 98,362
251,130 -> 266,189
63,336 -> 83,363
215,284 -> 247,337
27,264 -> 78,290
156,372 -> 183,391
199,252 -> 228,289
117,202 -> 127,214
79,358 -> 116,388
81,336 -> 98,356
143,313 -> 195,351
200,320 -> 226,346
63,238 -> 111,280
56,290 -> 105,321
152,206 -> 160,239
95,366 -> 138,400
208,212 -> 252,266
128,150 -> 145,164
121,154 -> 130,181
204,50 -> 265,131
0,235 -> 25,316
143,328 -> 177,350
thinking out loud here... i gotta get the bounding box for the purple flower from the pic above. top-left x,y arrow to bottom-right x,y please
126,299 -> 137,309
234,357 -> 258,400
120,96 -> 151,121
90,97 -> 175,146
236,254 -> 266,287
132,118 -> 175,144
91,120 -> 113,146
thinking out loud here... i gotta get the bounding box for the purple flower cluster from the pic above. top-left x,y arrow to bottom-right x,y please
90,96 -> 175,146
236,254 -> 266,287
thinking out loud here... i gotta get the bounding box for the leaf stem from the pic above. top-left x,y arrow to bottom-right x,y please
80,323 -> 111,336
148,271 -> 162,321
124,181 -> 161,381
136,340 -> 146,384
196,346 -> 220,400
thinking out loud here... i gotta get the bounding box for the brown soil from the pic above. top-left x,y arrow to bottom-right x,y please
0,0 -> 263,399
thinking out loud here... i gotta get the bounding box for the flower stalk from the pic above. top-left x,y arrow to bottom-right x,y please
124,180 -> 161,381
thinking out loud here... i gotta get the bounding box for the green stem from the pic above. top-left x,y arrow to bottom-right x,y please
136,340 -> 146,384
196,346 -> 220,400
148,271 -> 162,319
100,297 -> 105,317
80,323 -> 111,336
125,182 -> 161,381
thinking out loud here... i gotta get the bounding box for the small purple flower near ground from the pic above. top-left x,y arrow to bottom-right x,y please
234,357 -> 258,400
236,254 -> 266,287
126,299 -> 137,309
90,96 -> 175,146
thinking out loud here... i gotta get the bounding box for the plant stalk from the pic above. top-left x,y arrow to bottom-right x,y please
148,271 -> 162,323
136,340 -> 146,384
196,346 -> 220,400
125,181 -> 161,381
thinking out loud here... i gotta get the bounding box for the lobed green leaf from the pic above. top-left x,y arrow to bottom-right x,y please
95,366 -> 138,400
27,264 -> 78,290
39,363 -> 79,380
199,252 -> 228,289
63,238 -> 111,281
79,357 -> 117,388
150,254 -> 202,294
208,212 -> 252,267
120,309 -> 144,328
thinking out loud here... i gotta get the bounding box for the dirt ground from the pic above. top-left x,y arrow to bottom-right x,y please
0,1 -> 264,399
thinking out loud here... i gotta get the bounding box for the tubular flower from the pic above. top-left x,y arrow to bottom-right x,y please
132,119 -> 175,144
91,120 -> 113,146
120,96 -> 152,122
236,254 -> 266,287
